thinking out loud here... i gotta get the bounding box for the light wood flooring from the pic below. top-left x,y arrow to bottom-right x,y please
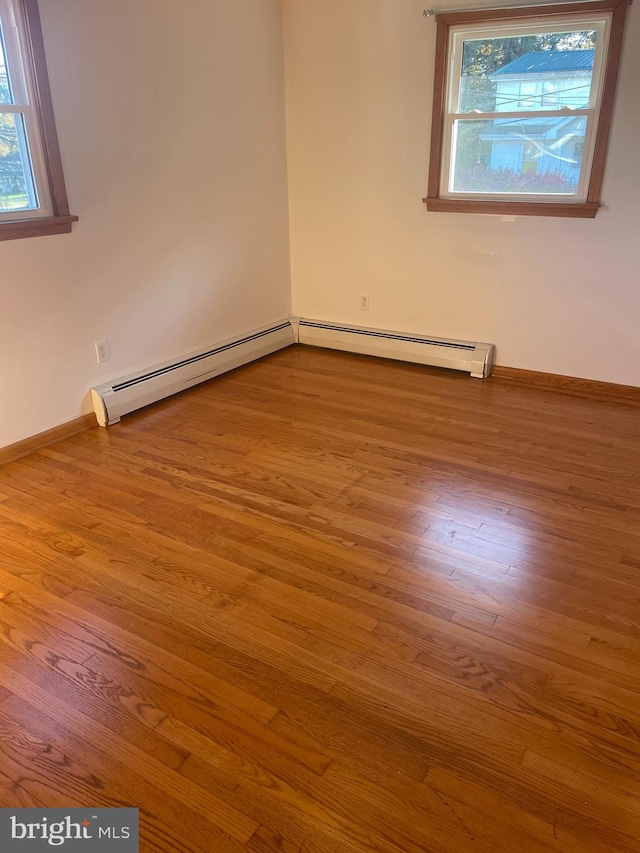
0,346 -> 639,852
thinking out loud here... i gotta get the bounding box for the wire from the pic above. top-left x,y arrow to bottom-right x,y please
460,80 -> 593,110
490,82 -> 592,108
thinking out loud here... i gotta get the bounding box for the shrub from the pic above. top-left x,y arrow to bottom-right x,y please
453,163 -> 577,194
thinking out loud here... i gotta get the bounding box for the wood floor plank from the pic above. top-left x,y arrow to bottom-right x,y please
0,693 -> 248,853
0,612 -> 189,770
246,826 -> 301,853
426,765 -> 623,853
1,346 -> 639,852
0,767 -> 46,808
0,586 -> 279,726
0,669 -> 257,844
88,649 -> 332,777
62,585 -> 434,785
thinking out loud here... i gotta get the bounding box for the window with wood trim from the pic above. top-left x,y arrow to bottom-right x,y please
0,0 -> 76,241
424,0 -> 628,218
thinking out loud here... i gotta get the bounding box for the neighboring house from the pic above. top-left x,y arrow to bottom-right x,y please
482,49 -> 594,188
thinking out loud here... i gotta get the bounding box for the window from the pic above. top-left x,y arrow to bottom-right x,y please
424,0 -> 628,218
517,81 -> 538,108
541,81 -> 558,106
0,0 -> 76,240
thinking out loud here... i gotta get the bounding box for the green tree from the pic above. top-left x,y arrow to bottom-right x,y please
0,113 -> 17,163
1,67 -> 15,157
1,66 -> 21,196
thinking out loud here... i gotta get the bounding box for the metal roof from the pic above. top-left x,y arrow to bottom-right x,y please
493,49 -> 594,76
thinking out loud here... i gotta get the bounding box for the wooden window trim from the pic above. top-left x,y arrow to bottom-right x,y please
0,0 -> 77,241
423,0 -> 628,218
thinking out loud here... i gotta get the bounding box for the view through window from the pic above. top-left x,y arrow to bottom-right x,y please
0,0 -> 76,240
452,27 -> 600,197
425,0 -> 628,217
0,2 -> 46,216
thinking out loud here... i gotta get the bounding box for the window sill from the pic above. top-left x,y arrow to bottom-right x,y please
0,214 -> 79,242
423,198 -> 600,219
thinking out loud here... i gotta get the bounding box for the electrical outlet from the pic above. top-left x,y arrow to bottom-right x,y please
95,340 -> 110,364
360,293 -> 370,310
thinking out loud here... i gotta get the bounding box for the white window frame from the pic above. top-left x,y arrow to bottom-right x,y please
0,0 -> 76,240
424,0 -> 629,219
441,17 -> 608,204
1,0 -> 53,220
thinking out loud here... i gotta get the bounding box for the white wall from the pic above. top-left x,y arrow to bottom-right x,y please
1,0 -> 291,448
283,0 -> 640,385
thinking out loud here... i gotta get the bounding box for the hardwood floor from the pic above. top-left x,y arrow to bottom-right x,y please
1,346 -> 639,852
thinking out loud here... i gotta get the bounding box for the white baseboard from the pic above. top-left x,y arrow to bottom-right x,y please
91,320 -> 295,426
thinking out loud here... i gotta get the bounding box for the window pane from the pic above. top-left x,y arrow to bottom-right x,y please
0,20 -> 12,104
450,116 -> 587,195
459,31 -> 597,113
0,112 -> 38,211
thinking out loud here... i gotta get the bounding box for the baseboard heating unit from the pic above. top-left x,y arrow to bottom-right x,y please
90,320 -> 295,426
296,319 -> 494,379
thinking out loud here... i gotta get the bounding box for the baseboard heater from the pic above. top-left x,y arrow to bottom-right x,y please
296,319 -> 494,379
90,320 -> 294,426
